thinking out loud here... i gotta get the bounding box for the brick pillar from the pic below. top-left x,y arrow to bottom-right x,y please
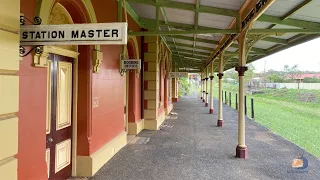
143,36 -> 165,130
0,0 -> 20,179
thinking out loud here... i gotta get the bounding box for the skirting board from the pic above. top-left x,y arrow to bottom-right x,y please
128,119 -> 144,135
76,131 -> 127,177
0,158 -> 17,180
165,104 -> 173,115
144,111 -> 166,130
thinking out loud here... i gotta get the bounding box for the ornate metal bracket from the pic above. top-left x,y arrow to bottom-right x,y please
93,50 -> 103,73
20,15 -> 43,58
217,73 -> 224,79
20,15 -> 42,25
245,34 -> 270,56
235,66 -> 248,76
19,45 -> 43,57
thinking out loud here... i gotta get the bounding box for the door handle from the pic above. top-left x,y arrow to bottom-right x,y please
48,138 -> 53,143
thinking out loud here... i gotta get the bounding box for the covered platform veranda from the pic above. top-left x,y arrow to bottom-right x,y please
123,0 -> 320,159
90,96 -> 320,180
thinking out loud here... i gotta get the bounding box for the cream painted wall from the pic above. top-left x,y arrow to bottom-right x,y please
0,0 -> 20,179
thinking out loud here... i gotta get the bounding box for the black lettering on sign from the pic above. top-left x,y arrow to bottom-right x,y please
88,30 -> 94,38
52,31 -> 57,38
30,31 -> 35,39
35,32 -> 41,39
81,30 -> 86,38
59,31 -> 65,39
22,32 -> 28,39
41,31 -> 46,39
112,30 -> 119,37
104,30 -> 110,37
256,0 -> 268,13
72,30 -> 79,38
96,30 -> 102,38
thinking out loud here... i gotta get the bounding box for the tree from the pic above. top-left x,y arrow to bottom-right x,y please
245,63 -> 256,83
179,77 -> 191,96
283,64 -> 300,82
224,69 -> 238,80
267,73 -> 284,83
304,77 -> 320,83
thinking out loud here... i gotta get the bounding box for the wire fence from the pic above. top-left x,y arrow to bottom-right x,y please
215,89 -> 320,158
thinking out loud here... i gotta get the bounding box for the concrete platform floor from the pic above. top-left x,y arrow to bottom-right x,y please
91,96 -> 320,180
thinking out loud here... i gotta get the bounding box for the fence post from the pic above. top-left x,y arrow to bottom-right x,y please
236,93 -> 238,110
229,92 -> 231,107
245,95 -> 247,115
251,98 -> 254,119
225,91 -> 227,104
222,90 -> 224,102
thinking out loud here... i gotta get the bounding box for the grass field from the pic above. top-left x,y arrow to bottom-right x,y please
212,84 -> 320,158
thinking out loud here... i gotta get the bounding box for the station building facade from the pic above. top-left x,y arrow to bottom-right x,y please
0,0 -> 178,179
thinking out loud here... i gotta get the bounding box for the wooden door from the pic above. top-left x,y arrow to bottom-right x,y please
46,54 -> 73,180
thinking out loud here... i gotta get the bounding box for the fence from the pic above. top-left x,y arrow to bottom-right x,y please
217,89 -> 320,158
265,83 -> 320,90
221,90 -> 255,119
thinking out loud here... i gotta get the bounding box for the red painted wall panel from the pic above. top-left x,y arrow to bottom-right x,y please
18,1 -> 144,179
89,2 -> 143,151
18,0 -> 48,179
18,56 -> 48,180
91,44 -> 124,154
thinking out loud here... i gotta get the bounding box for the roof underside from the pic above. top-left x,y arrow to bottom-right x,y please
125,0 -> 320,73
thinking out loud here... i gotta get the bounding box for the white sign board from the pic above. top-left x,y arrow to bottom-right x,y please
20,23 -> 128,45
170,72 -> 188,78
121,59 -> 141,69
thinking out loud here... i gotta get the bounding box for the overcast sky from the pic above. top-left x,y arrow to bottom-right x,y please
250,37 -> 320,73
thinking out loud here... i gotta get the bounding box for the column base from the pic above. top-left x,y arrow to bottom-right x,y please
205,103 -> 208,107
172,98 -> 179,102
202,99 -> 205,102
217,119 -> 223,127
236,145 -> 248,159
209,109 -> 214,114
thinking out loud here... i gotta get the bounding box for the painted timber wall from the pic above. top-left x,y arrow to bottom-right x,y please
1,0 -> 173,179
0,0 -> 20,179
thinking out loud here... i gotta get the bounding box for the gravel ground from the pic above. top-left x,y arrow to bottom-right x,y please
90,95 -> 320,180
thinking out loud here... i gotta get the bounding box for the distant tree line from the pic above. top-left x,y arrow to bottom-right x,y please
223,64 -> 320,83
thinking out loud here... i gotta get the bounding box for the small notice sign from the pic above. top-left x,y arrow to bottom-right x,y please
170,72 -> 188,78
121,59 -> 141,69
20,22 -> 128,45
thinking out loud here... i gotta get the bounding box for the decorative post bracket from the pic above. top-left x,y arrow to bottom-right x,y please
20,15 -> 43,58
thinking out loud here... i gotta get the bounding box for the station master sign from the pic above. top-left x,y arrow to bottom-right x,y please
20,22 -> 128,45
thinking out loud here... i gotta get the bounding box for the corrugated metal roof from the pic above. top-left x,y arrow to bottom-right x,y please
200,0 -> 245,10
125,0 -> 320,72
291,1 -> 320,23
265,0 -> 305,17
198,13 -> 234,29
164,7 -> 195,25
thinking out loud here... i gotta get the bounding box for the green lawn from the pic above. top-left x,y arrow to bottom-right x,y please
212,84 -> 320,158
